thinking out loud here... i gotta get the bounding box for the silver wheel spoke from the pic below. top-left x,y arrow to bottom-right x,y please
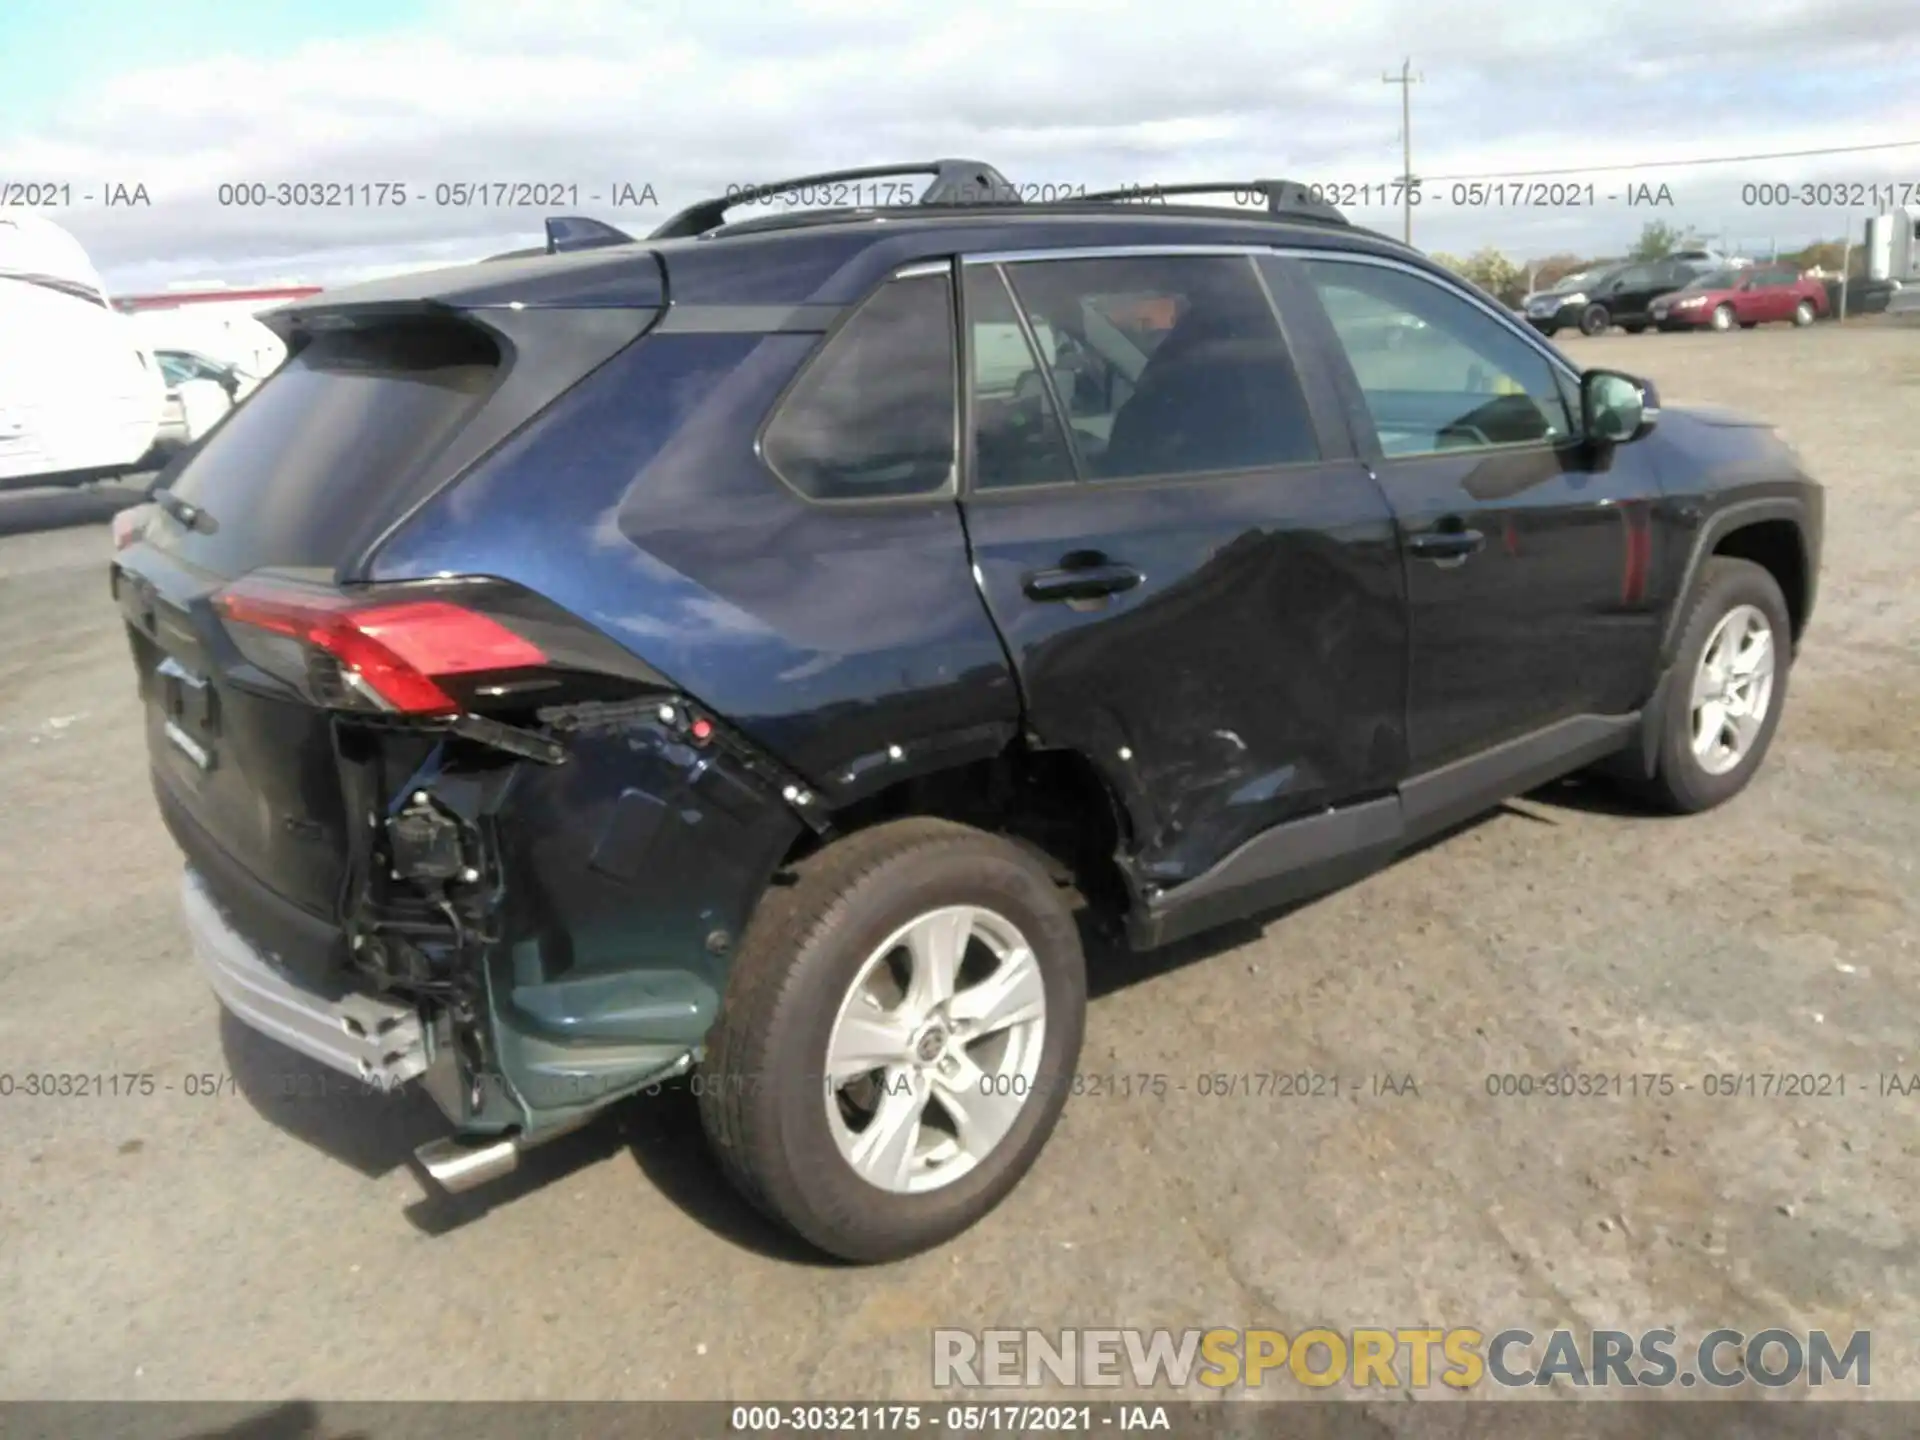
849,1071 -> 928,1189
826,1004 -> 914,1083
1728,707 -> 1762,754
949,947 -> 1045,1039
1690,661 -> 1720,706
905,908 -> 972,1008
1734,626 -> 1772,679
932,1055 -> 1027,1158
1693,699 -> 1726,752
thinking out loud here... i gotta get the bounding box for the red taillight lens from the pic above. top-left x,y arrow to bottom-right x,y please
214,578 -> 547,716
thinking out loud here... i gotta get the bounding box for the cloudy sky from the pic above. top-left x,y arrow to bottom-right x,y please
3,0 -> 1917,292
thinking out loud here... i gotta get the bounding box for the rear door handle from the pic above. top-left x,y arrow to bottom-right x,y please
1022,560 -> 1143,603
1408,527 -> 1485,564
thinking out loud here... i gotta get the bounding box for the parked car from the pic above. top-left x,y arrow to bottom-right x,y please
1521,263 -> 1628,336
148,376 -> 232,457
156,348 -> 261,402
111,162 -> 1823,1262
1651,267 -> 1827,331
1823,275 -> 1903,317
1577,257 -> 1719,334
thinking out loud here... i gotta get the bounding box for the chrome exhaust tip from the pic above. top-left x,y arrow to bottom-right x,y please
415,1134 -> 520,1193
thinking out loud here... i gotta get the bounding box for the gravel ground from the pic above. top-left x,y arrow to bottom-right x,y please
0,325 -> 1914,1407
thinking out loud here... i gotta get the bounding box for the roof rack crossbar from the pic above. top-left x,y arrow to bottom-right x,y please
1075,180 -> 1348,225
649,159 -> 1021,240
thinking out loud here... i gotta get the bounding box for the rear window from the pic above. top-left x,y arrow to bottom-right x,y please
157,320 -> 499,573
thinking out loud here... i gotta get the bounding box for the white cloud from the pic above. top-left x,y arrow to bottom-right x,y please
4,0 -> 1917,288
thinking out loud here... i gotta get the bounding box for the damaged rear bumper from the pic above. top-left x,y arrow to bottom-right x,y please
173,694 -> 809,1192
183,867 -> 429,1089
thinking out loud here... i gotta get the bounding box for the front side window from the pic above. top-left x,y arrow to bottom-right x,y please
969,253 -> 1319,484
762,271 -> 956,501
1299,259 -> 1572,458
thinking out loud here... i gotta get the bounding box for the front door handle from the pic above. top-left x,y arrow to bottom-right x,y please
1408,526 -> 1486,565
1023,559 -> 1143,603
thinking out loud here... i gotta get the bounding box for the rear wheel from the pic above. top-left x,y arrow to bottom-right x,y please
1710,304 -> 1735,332
1578,304 -> 1610,337
1793,299 -> 1816,327
697,818 -> 1086,1262
1635,558 -> 1792,814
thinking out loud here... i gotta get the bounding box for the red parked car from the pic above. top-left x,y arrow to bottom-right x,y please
1651,266 -> 1828,331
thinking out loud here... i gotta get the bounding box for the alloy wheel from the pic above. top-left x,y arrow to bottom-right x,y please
1689,604 -> 1776,776
823,905 -> 1047,1194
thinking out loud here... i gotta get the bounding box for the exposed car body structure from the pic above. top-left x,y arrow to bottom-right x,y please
112,161 -> 1823,1260
1651,267 -> 1829,331
0,215 -> 165,488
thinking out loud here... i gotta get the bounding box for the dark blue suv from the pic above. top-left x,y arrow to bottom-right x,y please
112,161 -> 1822,1260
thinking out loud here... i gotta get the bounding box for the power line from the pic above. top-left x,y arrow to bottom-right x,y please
1423,138 -> 1920,183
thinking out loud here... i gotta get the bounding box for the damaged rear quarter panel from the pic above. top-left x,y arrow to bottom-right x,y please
363,329 -> 1019,1124
485,707 -> 805,1116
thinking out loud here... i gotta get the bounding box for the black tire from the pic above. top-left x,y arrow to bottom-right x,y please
697,817 -> 1087,1262
1636,557 -> 1793,814
1578,303 -> 1610,337
1622,322 -> 1647,334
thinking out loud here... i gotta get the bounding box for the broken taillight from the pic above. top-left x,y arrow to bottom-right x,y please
214,576 -> 547,716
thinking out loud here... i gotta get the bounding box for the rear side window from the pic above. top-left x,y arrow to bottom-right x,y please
160,320 -> 498,573
762,272 -> 956,501
993,254 -> 1320,482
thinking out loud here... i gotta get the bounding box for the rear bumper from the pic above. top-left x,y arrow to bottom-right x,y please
181,867 -> 430,1089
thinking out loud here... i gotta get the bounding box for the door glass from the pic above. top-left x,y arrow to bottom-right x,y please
1299,259 -> 1574,457
762,271 -> 957,501
998,254 -> 1320,480
965,265 -> 1080,490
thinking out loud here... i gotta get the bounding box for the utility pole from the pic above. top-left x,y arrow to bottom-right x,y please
1382,58 -> 1421,244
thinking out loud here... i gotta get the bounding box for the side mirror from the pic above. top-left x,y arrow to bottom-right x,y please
1581,369 -> 1654,444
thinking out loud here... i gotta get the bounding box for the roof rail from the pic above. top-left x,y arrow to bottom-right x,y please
1076,180 -> 1348,226
649,159 -> 1021,240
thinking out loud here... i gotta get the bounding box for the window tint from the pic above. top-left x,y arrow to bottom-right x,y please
1300,259 -> 1573,458
995,254 -> 1320,481
162,319 -> 499,573
965,265 -> 1079,490
762,272 -> 956,500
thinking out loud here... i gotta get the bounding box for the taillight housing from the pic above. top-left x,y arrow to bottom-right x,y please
213,576 -> 547,717
111,504 -> 151,551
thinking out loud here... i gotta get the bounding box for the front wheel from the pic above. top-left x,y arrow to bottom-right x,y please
697,817 -> 1086,1262
1710,304 -> 1735,332
1578,303 -> 1610,337
1793,300 -> 1816,327
1636,557 -> 1792,814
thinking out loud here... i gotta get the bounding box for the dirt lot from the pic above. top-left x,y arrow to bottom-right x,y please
1,325 -> 1915,1405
